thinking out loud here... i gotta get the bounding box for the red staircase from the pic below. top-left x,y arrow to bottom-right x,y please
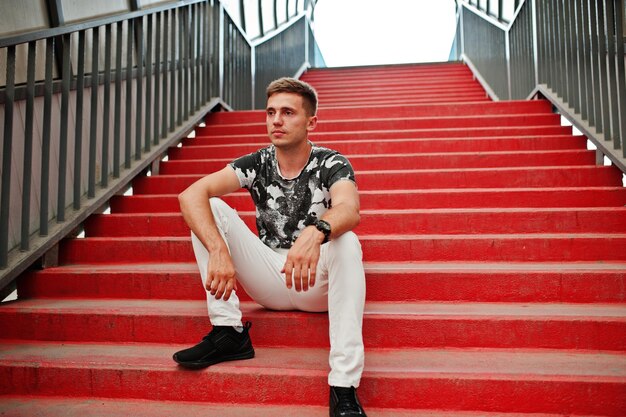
1,63 -> 626,416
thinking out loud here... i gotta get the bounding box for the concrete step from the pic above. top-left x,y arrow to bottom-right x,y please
175,134 -> 582,156
0,341 -> 623,415
0,396 -> 586,417
203,101 -> 554,125
197,114 -> 561,136
201,113 -> 562,134
84,208 -> 626,237
58,233 -> 626,263
132,166 -> 622,194
192,125 -> 573,143
109,188 -> 626,211
159,150 -> 597,174
2,299 -> 625,349
18,262 -> 626,303
316,93 -> 490,107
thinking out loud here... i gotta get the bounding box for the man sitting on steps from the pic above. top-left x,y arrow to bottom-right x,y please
173,77 -> 368,417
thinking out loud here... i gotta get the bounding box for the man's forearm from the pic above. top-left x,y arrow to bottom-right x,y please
179,192 -> 228,254
319,201 -> 360,240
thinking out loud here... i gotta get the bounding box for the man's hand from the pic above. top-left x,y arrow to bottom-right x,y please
206,248 -> 238,301
282,226 -> 325,291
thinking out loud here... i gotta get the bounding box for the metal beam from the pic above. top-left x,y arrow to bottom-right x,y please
239,0 -> 246,32
45,0 -> 65,26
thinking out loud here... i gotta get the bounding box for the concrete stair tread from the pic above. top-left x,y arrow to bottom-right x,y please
4,298 -> 626,320
203,100 -> 554,123
66,233 -> 626,241
199,113 -> 558,129
193,125 -> 572,138
95,207 -> 626,216
192,127 -> 572,140
30,260 -> 626,273
0,396 -> 582,417
183,134 -> 578,146
112,187 -> 626,211
166,149 -> 594,160
1,340 -> 624,379
142,165 -> 612,175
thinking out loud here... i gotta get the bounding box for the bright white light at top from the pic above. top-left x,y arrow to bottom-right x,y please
313,0 -> 458,67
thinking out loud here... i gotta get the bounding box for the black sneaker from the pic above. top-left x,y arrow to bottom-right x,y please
173,321 -> 254,369
329,386 -> 367,417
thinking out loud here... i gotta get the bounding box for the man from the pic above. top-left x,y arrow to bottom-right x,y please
173,77 -> 367,416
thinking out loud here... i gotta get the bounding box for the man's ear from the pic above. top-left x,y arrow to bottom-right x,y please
307,115 -> 318,131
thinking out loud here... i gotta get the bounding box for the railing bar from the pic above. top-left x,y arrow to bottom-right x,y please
88,28 -> 100,198
170,8 -> 177,132
145,14 -> 153,152
57,33 -> 72,221
20,42 -> 38,252
183,6 -> 190,121
576,0 -> 589,120
40,38 -> 54,236
72,31 -> 85,209
135,17 -> 144,160
178,8 -> 185,125
162,10 -> 170,138
193,3 -> 200,111
566,0 -> 578,112
214,1 -> 220,99
203,2 -> 209,105
154,12 -> 161,145
125,18 -> 134,167
219,4 -> 224,101
102,24 -> 112,188
583,0 -> 595,126
560,0 -> 569,98
589,0 -> 602,130
0,46 -> 16,267
550,0 -> 559,89
603,0 -> 619,149
545,0 -> 555,88
200,2 -> 206,106
614,0 -> 626,157
536,0 -> 545,84
189,4 -> 195,113
113,22 -> 123,177
596,1 -> 610,137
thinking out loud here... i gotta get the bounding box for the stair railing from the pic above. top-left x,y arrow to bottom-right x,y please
0,0 -> 321,298
456,0 -> 626,172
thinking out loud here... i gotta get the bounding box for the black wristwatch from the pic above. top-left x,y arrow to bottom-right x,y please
314,219 -> 331,244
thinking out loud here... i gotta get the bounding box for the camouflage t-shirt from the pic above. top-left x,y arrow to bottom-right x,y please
229,143 -> 356,249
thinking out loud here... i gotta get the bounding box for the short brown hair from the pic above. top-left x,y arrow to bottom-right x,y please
266,77 -> 318,116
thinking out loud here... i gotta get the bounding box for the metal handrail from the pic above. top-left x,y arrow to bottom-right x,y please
457,0 -> 626,173
0,0 -> 322,296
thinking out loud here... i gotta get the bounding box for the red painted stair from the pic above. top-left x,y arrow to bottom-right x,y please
2,62 -> 626,416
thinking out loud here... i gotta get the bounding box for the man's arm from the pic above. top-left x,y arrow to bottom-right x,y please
283,180 -> 360,292
178,166 -> 242,300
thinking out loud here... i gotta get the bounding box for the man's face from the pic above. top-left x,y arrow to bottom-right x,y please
266,92 -> 317,150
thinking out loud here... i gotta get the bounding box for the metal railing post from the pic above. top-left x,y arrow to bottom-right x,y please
20,42 -> 37,251
0,46 -> 16,267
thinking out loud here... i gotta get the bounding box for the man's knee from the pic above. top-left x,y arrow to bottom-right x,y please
207,197 -> 234,231
208,197 -> 228,216
328,231 -> 362,259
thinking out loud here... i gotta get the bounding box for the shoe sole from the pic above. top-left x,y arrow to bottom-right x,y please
173,348 -> 255,370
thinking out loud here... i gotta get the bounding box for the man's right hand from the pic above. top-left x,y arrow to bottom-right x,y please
206,249 -> 238,301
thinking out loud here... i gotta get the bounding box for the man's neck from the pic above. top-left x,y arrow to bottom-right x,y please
275,140 -> 312,179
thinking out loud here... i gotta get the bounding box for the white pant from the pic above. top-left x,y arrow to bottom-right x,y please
190,197 -> 366,388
